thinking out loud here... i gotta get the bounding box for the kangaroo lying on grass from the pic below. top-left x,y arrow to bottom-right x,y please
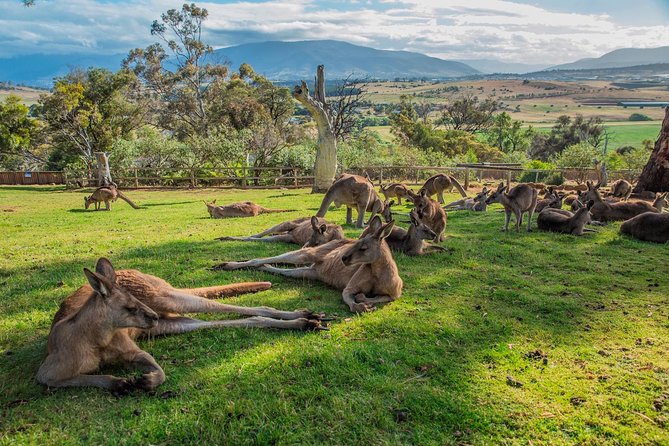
85,185 -> 140,211
485,182 -> 538,232
37,258 -> 326,393
217,216 -> 345,247
362,211 -> 445,256
204,200 -> 292,218
443,188 -> 489,212
537,207 -> 594,236
535,190 -> 565,213
418,173 -> 467,204
214,221 -> 403,314
316,174 -> 385,228
608,179 -> 633,200
620,211 -> 669,243
582,182 -> 662,222
380,183 -> 412,205
408,190 -> 447,242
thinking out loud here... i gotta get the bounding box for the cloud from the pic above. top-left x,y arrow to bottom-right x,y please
0,0 -> 667,64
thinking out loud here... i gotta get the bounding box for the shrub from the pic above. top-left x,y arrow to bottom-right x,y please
628,113 -> 653,122
518,159 -> 561,184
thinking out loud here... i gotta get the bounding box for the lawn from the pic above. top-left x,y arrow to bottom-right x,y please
1,186 -> 668,445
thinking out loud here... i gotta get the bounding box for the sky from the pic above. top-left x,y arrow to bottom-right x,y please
1,0 -> 669,64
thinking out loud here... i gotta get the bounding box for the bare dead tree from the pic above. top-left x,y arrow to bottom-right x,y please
438,93 -> 499,133
634,107 -> 669,193
329,74 -> 369,141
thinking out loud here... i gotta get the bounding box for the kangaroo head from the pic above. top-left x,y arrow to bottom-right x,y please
410,209 -> 436,241
574,206 -> 592,224
486,183 -> 507,204
475,188 -> 489,202
583,181 -> 602,203
84,258 -> 158,330
410,190 -> 432,214
381,199 -> 395,223
84,196 -> 92,209
653,192 -> 668,210
203,200 -> 218,217
304,216 -> 335,248
342,220 -> 394,266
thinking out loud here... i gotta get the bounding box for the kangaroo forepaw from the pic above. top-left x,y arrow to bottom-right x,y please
297,309 -> 330,321
132,373 -> 164,391
302,319 -> 329,331
350,302 -> 374,313
215,236 -> 233,241
111,378 -> 136,397
211,262 -> 246,271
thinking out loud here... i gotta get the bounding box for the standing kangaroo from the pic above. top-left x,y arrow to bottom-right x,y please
537,207 -> 594,236
620,212 -> 669,243
407,190 -> 447,242
85,185 -> 140,211
380,183 -> 412,205
204,200 -> 292,218
444,188 -> 489,212
215,221 -> 403,314
583,182 -> 660,222
217,216 -> 345,247
362,212 -> 445,256
37,258 -> 326,393
486,182 -> 538,232
418,173 -> 467,204
316,174 -> 384,228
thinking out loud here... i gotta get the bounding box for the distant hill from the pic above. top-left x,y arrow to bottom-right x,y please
454,59 -> 549,74
211,40 -> 479,80
523,63 -> 669,81
549,46 -> 669,71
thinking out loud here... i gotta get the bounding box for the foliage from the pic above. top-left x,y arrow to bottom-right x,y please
0,94 -> 45,169
482,112 -> 535,153
518,159 -> 562,184
437,94 -> 499,133
628,113 -> 653,122
529,115 -> 604,160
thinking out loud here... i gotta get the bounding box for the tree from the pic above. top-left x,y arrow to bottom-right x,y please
124,3 -> 228,140
552,142 -> 598,184
483,112 -> 534,153
293,65 -> 337,193
329,76 -> 369,141
0,94 -> 45,169
438,94 -> 498,133
634,108 -> 669,192
530,115 -> 603,160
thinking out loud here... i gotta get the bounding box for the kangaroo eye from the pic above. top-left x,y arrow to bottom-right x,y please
125,306 -> 138,314
359,245 -> 367,251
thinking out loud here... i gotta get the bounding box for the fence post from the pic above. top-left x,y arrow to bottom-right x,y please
506,170 -> 512,188
241,167 -> 247,188
190,168 -> 196,188
534,171 -> 539,183
134,168 -> 139,188
464,168 -> 470,190
379,167 -> 384,186
293,168 -> 298,187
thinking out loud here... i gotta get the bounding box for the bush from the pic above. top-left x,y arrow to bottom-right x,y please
629,113 -> 652,121
518,159 -> 561,184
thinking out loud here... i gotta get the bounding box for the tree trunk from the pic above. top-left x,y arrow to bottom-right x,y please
634,108 -> 669,193
294,65 -> 337,193
95,152 -> 113,187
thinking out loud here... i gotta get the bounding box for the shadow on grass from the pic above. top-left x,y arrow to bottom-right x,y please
0,186 -> 67,193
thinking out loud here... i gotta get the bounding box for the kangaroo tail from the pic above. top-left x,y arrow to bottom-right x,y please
316,191 -> 335,217
116,190 -> 141,209
263,208 -> 294,213
183,281 -> 272,299
449,175 -> 468,198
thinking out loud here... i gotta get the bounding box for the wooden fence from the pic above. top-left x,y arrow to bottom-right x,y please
0,171 -> 66,185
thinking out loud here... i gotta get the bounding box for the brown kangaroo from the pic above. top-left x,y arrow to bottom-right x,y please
204,200 -> 292,219
37,258 -> 326,393
485,182 -> 538,232
609,179 -> 633,200
217,216 -> 344,247
418,173 -> 467,204
620,212 -> 669,243
316,174 -> 384,228
408,189 -> 447,242
214,221 -> 403,314
535,191 -> 565,213
380,183 -> 412,205
362,211 -> 445,256
444,188 -> 489,212
583,182 -> 659,222
85,185 -> 140,211
537,207 -> 594,236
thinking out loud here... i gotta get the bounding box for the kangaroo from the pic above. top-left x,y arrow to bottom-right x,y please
316,174 -> 384,228
537,207 -> 594,236
485,182 -> 538,232
84,185 -> 140,211
380,199 -> 394,223
535,191 -> 565,213
362,212 -> 445,256
204,200 -> 292,219
620,212 -> 669,243
444,188 -> 489,212
216,216 -> 345,248
407,189 -> 447,242
583,181 -> 659,222
609,179 -> 633,200
418,173 -> 467,203
652,192 -> 668,212
380,183 -> 412,205
214,221 -> 403,314
36,258 -> 326,393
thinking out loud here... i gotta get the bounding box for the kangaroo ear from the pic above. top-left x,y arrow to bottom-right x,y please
586,200 -> 595,210
318,224 -> 327,234
84,268 -> 112,298
375,221 -> 395,239
212,199 -> 217,204
368,215 -> 383,231
420,189 -> 427,197
409,209 -> 419,225
203,200 -> 208,205
311,216 -> 319,229
95,257 -> 116,283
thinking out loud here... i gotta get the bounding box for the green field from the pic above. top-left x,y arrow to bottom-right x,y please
1,186 -> 668,445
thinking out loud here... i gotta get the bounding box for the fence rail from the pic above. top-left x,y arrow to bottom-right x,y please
0,165 -> 639,188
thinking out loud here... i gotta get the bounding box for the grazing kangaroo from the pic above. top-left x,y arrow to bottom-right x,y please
380,183 -> 412,205
37,258 -> 326,393
217,216 -> 344,248
215,221 -> 403,314
485,182 -> 538,232
537,207 -> 594,236
583,182 -> 659,222
204,200 -> 291,219
407,190 -> 447,242
620,212 -> 669,243
362,212 -> 445,256
609,179 -> 633,200
316,174 -> 384,228
444,188 -> 489,212
85,185 -> 140,211
418,173 -> 467,204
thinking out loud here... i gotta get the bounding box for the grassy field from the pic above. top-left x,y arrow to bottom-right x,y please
1,186 -> 668,445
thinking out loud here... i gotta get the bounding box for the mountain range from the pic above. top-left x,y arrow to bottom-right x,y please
2,40 -> 669,87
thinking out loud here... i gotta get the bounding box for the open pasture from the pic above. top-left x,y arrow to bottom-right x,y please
1,186 -> 668,445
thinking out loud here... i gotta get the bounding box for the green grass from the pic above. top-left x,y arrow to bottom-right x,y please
1,186 -> 668,445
